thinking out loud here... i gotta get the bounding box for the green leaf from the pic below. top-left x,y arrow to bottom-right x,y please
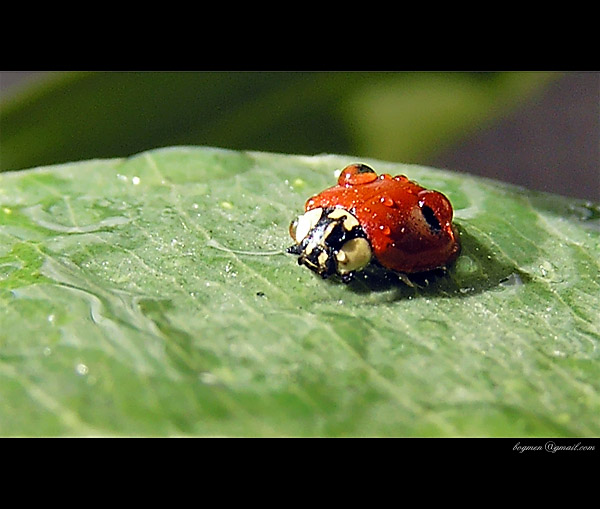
1,147 -> 598,436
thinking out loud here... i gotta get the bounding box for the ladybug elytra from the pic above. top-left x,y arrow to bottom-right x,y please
287,164 -> 460,283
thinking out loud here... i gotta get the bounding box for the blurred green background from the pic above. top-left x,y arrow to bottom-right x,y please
1,71 -> 598,200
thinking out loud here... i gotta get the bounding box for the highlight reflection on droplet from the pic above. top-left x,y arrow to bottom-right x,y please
75,363 -> 89,376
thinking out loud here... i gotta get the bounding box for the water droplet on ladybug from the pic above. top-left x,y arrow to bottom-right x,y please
379,225 -> 391,236
338,164 -> 378,186
344,172 -> 377,185
380,196 -> 394,207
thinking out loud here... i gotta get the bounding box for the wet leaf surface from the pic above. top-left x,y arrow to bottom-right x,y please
1,147 -> 598,436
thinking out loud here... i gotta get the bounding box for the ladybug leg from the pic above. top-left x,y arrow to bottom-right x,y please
397,273 -> 415,288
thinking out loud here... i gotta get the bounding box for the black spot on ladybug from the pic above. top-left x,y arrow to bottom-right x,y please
420,205 -> 441,233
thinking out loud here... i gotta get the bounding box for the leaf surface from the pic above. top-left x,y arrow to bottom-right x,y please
1,147 -> 598,436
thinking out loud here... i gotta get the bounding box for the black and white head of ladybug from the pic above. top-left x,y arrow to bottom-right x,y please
287,207 -> 372,283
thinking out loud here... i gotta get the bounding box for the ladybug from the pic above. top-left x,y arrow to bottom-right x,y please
287,163 -> 460,283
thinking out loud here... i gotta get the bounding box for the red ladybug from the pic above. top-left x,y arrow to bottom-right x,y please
287,163 -> 460,283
